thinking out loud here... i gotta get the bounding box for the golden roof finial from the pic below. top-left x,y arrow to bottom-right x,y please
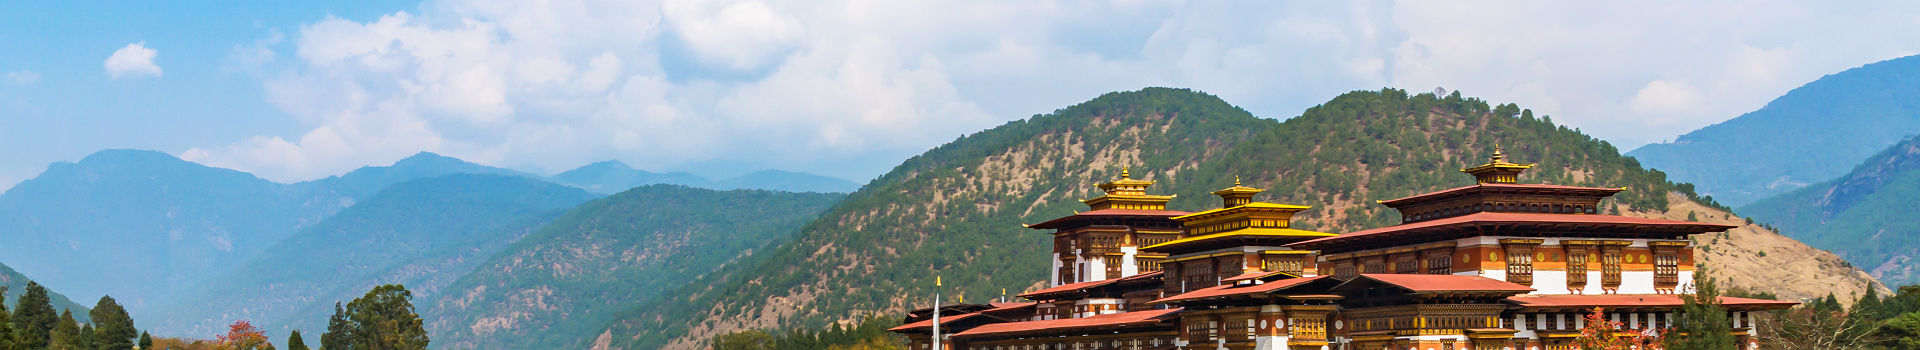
1234,175 -> 1242,186
1491,147 -> 1506,163
1121,166 -> 1131,179
1462,146 -> 1534,184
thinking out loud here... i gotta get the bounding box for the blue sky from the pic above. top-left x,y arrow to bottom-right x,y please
4,1 -> 1920,192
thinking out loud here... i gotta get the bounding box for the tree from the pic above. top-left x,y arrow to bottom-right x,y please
320,284 -> 429,350
712,330 -> 775,350
15,281 -> 60,350
215,320 -> 271,350
90,295 -> 138,350
139,332 -> 153,350
50,309 -> 81,350
0,287 -> 13,350
1879,311 -> 1920,348
1665,268 -> 1735,349
1765,303 -> 1881,348
321,303 -> 350,350
79,323 -> 95,350
286,330 -> 310,350
1572,307 -> 1660,350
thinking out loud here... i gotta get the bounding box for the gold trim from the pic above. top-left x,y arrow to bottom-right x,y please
1142,228 -> 1336,250
1499,238 -> 1545,245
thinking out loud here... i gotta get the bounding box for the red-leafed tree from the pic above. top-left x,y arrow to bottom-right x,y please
1573,307 -> 1663,350
216,320 -> 273,350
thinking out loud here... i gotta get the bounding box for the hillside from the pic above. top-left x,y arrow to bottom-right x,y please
422,185 -> 841,349
0,262 -> 92,323
552,161 -> 861,194
151,174 -> 597,338
1627,54 -> 1920,206
1743,135 -> 1920,285
595,88 -> 1878,349
0,149 -> 545,320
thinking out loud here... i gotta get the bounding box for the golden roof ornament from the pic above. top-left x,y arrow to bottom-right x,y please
1212,176 -> 1265,208
1083,166 -> 1173,210
1461,147 -> 1535,184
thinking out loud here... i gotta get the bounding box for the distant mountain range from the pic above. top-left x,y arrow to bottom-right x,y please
1628,54 -> 1920,207
1744,135 -> 1920,285
1,262 -> 91,324
151,174 -> 599,338
551,160 -> 861,194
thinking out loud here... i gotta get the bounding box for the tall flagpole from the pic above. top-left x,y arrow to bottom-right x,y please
925,276 -> 933,350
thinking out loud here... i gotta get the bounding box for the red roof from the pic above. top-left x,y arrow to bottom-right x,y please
888,311 -> 982,332
1291,212 -> 1736,249
1379,183 -> 1623,206
1507,294 -> 1799,311
953,308 -> 1183,338
1018,271 -> 1161,299
1029,209 -> 1191,229
1151,276 -> 1329,304
1348,274 -> 1535,293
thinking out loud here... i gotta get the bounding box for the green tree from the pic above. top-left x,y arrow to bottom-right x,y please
15,281 -> 59,350
49,310 -> 80,350
78,323 -> 94,350
1879,311 -> 1920,348
286,330 -> 309,350
321,285 -> 428,350
88,296 -> 137,350
320,303 -> 350,350
1665,267 -> 1735,349
0,287 -> 14,350
138,332 -> 152,350
712,330 -> 775,350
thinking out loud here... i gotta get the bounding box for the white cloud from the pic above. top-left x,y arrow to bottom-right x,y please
105,42 -> 163,79
5,70 -> 39,85
189,0 -> 1920,182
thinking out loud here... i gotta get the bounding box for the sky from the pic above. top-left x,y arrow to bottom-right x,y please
3,1 -> 1919,192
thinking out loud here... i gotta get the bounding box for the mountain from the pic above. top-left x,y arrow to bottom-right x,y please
550,161 -> 709,193
551,161 -> 860,194
1627,54 -> 1920,206
0,262 -> 91,323
423,185 -> 841,349
594,87 -> 1880,349
152,174 -> 597,338
0,149 -> 549,322
1742,135 -> 1920,285
712,170 -> 862,193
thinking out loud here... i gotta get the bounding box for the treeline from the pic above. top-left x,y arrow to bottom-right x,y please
0,280 -> 428,350
711,316 -> 905,350
1760,283 -> 1920,348
0,281 -> 142,350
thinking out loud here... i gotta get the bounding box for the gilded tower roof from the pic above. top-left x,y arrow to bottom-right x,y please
1081,167 -> 1175,211
1460,148 -> 1535,184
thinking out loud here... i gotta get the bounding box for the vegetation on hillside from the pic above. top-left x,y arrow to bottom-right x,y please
1742,135 -> 1920,285
712,316 -> 905,350
423,185 -> 842,349
601,87 -> 1723,349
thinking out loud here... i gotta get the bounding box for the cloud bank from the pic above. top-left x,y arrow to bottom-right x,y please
182,0 -> 1920,183
105,42 -> 163,79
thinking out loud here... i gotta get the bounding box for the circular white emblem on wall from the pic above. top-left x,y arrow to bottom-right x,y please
1334,320 -> 1343,329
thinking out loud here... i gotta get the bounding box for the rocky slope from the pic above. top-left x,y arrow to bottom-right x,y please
1742,135 -> 1920,286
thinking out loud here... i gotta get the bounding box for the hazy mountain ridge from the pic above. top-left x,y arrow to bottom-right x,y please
151,174 -> 597,338
423,185 -> 842,349
0,262 -> 91,324
551,160 -> 860,194
593,87 -> 1876,349
1743,135 -> 1920,285
1628,54 -> 1920,206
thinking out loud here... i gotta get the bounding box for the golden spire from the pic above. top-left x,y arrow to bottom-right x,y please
1234,175 -> 1241,186
1083,166 -> 1173,210
1462,146 -> 1535,184
1212,177 -> 1265,208
1121,166 -> 1131,179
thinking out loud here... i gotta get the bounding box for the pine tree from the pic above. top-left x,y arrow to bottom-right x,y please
50,309 -> 80,350
286,330 -> 309,350
343,284 -> 429,350
15,281 -> 60,350
77,323 -> 94,350
89,295 -> 137,350
138,331 -> 152,350
1665,267 -> 1736,349
321,302 -> 350,350
0,287 -> 14,350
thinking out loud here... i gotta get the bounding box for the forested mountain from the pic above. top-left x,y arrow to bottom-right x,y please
1743,135 -> 1920,285
152,174 -> 597,338
552,161 -> 861,194
1627,54 -> 1920,206
595,87 -> 1879,349
422,185 -> 841,349
0,149 -> 550,323
0,262 -> 91,323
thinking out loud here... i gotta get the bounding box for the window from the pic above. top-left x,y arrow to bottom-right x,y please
1362,258 -> 1385,274
1566,245 -> 1590,290
1394,255 -> 1419,274
1263,255 -> 1304,275
1104,256 -> 1123,279
1139,258 -> 1163,273
1602,246 -> 1624,289
1655,248 -> 1680,289
1333,261 -> 1357,278
1505,245 -> 1535,285
1217,256 -> 1242,281
1426,253 -> 1453,274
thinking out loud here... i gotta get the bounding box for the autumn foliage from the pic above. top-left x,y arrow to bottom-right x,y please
216,320 -> 273,350
1573,307 -> 1663,350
